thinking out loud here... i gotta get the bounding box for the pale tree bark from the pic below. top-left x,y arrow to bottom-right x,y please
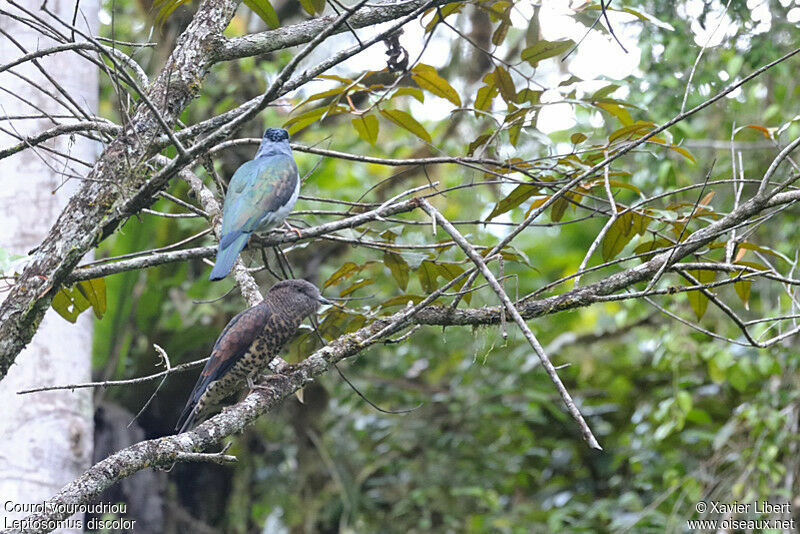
0,0 -> 98,531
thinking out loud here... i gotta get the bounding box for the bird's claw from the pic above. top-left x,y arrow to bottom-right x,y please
283,221 -> 302,237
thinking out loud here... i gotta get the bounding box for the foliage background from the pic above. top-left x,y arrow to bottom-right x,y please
76,0 -> 800,532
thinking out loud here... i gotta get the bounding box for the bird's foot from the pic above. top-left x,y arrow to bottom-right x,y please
283,221 -> 302,238
247,374 -> 279,392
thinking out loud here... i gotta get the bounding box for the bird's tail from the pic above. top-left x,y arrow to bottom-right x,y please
209,232 -> 250,281
175,402 -> 197,434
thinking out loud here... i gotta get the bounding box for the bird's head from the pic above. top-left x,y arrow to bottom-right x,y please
263,128 -> 290,143
255,128 -> 292,158
267,279 -> 331,316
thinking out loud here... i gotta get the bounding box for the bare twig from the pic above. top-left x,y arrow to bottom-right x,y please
419,199 -> 602,450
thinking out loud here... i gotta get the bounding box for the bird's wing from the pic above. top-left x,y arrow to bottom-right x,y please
177,302 -> 272,425
221,155 -> 299,237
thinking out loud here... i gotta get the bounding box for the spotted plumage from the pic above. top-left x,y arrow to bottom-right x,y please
175,280 -> 329,433
209,128 -> 300,281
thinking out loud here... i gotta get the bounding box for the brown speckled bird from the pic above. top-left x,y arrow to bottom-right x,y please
175,279 -> 329,433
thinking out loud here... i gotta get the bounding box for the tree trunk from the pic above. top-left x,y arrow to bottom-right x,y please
0,0 -> 98,532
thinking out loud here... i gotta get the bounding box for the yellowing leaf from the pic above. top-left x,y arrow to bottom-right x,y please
284,105 -> 347,134
379,109 -> 432,143
492,17 -> 511,46
352,115 -> 379,145
521,39 -> 575,67
687,269 -> 716,320
744,124 -> 771,139
493,66 -> 515,103
699,191 -> 715,206
474,83 -> 498,114
76,278 -> 106,319
524,195 -> 550,218
411,64 -> 461,106
393,87 -> 424,102
51,279 -> 106,323
324,262 -> 361,288
595,101 -> 633,126
424,3 -> 462,32
608,121 -> 655,142
666,144 -> 696,163
570,132 -> 587,144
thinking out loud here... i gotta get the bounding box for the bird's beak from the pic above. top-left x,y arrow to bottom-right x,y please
318,296 -> 333,305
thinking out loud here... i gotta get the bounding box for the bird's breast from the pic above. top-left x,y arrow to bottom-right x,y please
194,319 -> 298,412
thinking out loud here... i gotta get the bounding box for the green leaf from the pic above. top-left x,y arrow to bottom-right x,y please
417,260 -> 439,293
633,238 -> 672,260
340,278 -> 374,297
352,115 -> 379,145
508,122 -> 522,147
298,0 -> 324,15
591,84 -> 621,99
379,109 -> 432,143
516,89 -> 541,104
687,269 -> 716,320
242,0 -> 279,28
728,361 -> 750,392
676,391 -> 692,413
154,0 -> 192,25
631,211 -> 650,235
521,39 -> 575,66
384,252 -> 410,291
601,212 -> 635,261
467,134 -> 491,156
550,195 -> 569,222
686,408 -> 712,425
732,275 -> 751,309
411,64 -> 461,106
485,184 -> 538,221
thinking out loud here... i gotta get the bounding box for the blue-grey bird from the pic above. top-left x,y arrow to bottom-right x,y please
176,279 -> 330,433
209,128 -> 300,281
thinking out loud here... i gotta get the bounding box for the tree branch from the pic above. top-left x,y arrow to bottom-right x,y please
213,0 -> 456,62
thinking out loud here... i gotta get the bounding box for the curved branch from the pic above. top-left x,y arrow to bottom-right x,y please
214,0 -> 456,62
